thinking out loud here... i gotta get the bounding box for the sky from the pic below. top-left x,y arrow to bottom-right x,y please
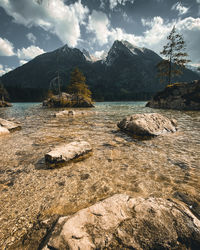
0,0 -> 200,76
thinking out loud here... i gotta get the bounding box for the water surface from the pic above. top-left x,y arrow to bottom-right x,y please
0,102 -> 200,248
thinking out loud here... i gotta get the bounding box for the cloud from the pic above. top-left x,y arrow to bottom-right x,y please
0,64 -> 13,76
26,33 -> 37,44
0,37 -> 15,56
171,2 -> 189,16
0,0 -> 89,47
17,45 -> 45,60
88,10 -> 111,46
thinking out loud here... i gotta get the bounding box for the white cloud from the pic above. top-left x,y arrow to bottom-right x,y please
0,37 -> 15,56
26,33 -> 37,44
88,10 -> 111,46
171,2 -> 189,16
0,0 -> 89,47
0,64 -> 13,76
17,46 -> 45,60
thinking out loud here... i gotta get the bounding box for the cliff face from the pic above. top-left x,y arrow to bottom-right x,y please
146,80 -> 200,110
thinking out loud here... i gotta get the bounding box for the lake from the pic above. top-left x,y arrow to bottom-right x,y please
0,102 -> 200,248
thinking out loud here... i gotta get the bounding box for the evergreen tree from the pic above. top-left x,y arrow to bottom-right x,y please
157,26 -> 190,85
67,68 -> 92,102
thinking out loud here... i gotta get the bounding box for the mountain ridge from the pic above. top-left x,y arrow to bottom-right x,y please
1,40 -> 199,101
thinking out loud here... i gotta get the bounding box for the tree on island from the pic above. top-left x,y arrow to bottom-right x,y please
157,26 -> 191,86
67,68 -> 92,103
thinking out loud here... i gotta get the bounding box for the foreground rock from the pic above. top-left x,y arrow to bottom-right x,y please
43,194 -> 200,249
117,113 -> 177,136
0,126 -> 10,136
146,80 -> 200,110
43,92 -> 94,108
0,100 -> 12,107
0,118 -> 21,132
45,141 -> 92,167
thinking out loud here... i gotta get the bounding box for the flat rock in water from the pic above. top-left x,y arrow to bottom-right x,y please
45,141 -> 92,166
0,125 -> 10,136
43,194 -> 200,249
117,113 -> 177,136
0,118 -> 21,132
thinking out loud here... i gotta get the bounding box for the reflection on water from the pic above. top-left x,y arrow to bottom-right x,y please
0,102 -> 200,247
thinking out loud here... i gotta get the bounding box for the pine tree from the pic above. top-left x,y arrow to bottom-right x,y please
67,68 -> 92,102
157,26 -> 191,86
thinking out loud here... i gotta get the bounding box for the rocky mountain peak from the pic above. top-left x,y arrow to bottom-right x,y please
82,49 -> 92,61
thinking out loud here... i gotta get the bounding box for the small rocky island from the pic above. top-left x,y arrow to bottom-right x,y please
43,68 -> 94,108
146,80 -> 200,110
43,92 -> 94,108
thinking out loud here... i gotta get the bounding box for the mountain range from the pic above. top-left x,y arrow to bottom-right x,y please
1,40 -> 199,101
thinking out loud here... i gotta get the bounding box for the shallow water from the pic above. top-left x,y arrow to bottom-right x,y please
0,102 -> 200,248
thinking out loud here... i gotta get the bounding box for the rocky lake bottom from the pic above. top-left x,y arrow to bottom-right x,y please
0,102 -> 200,249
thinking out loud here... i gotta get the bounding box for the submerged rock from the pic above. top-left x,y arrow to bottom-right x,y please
117,113 -> 177,136
45,141 -> 92,167
0,118 -> 21,132
146,80 -> 200,110
0,125 -> 10,136
55,110 -> 89,118
43,194 -> 200,249
43,92 -> 94,108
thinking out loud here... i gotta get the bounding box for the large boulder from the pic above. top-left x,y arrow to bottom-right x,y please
45,141 -> 92,167
42,194 -> 200,249
117,113 -> 177,136
0,125 -> 10,136
43,92 -> 94,108
146,80 -> 200,110
0,118 -> 21,132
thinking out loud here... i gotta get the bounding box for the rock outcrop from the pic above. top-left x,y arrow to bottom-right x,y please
146,80 -> 200,110
117,113 -> 177,136
0,100 -> 12,107
45,141 -> 92,167
0,118 -> 21,132
42,194 -> 200,249
43,92 -> 94,108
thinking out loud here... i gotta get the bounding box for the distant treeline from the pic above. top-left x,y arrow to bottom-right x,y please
6,85 -> 155,102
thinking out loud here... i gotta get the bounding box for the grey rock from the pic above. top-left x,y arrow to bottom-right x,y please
146,80 -> 200,110
117,113 -> 177,136
45,141 -> 92,166
43,194 -> 200,249
0,118 -> 21,132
